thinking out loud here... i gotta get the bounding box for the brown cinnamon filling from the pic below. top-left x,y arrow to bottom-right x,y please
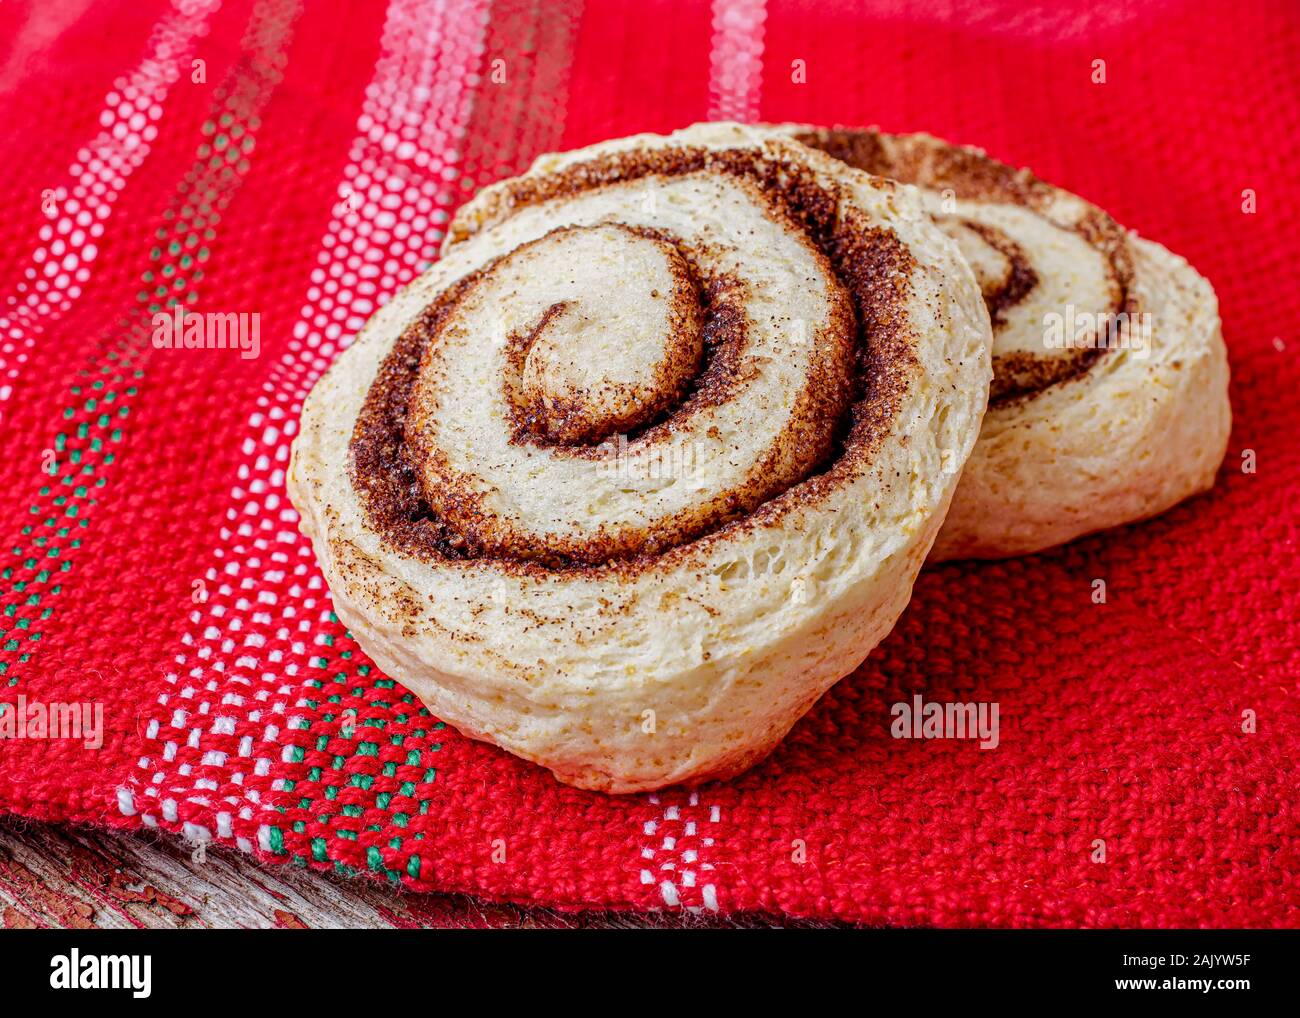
795,127 -> 1138,407
349,146 -> 919,573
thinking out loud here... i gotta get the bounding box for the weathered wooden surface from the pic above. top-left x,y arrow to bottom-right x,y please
0,816 -> 825,928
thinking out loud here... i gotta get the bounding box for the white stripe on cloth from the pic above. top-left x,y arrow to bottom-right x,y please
0,0 -> 223,403
123,0 -> 491,855
707,0 -> 766,123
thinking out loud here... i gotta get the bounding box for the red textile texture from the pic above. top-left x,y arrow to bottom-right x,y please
0,0 -> 1296,927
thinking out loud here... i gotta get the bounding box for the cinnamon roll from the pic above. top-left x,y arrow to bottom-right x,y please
778,126 -> 1231,560
288,123 -> 991,792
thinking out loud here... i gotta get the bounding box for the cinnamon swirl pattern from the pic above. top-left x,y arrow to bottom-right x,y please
781,127 -> 1231,560
289,124 -> 991,792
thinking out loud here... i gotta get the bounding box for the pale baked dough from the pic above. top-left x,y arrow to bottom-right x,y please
772,126 -> 1231,560
288,123 -> 991,792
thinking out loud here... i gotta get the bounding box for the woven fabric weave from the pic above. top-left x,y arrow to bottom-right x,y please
0,0 -> 1295,926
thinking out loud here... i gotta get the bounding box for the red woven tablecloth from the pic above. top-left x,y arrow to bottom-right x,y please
0,0 -> 1295,927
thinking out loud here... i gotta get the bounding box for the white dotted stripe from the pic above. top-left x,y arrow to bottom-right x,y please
639,792 -> 721,912
125,0 -> 491,833
101,0 -> 309,825
707,0 -> 766,123
0,0 -> 221,403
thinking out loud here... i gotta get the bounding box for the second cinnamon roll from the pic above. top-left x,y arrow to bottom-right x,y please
776,126 -> 1231,561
